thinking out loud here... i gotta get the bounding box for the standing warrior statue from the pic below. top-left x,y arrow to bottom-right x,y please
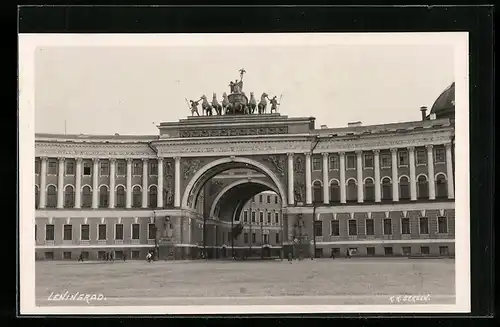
189,99 -> 201,116
269,96 -> 280,113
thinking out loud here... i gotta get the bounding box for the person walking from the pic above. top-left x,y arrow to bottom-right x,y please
287,252 -> 293,264
78,252 -> 84,262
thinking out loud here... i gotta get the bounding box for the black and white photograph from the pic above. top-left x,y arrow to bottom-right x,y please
19,33 -> 470,314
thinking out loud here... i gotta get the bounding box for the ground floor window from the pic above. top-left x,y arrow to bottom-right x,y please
114,251 -> 123,260
45,252 -> 54,260
420,246 -> 430,255
331,248 -> 341,257
81,252 -> 89,260
384,247 -> 393,256
132,251 -> 141,260
439,246 -> 449,256
98,251 -> 106,260
366,247 -> 375,256
402,246 -> 412,256
63,252 -> 72,260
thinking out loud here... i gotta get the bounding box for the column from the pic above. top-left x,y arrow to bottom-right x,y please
109,159 -> 116,208
373,150 -> 381,202
339,152 -> 346,204
305,153 -> 312,205
92,158 -> 99,209
287,153 -> 294,205
356,151 -> 364,203
56,157 -> 65,209
445,143 -> 455,199
157,158 -> 164,208
408,146 -> 417,201
126,158 -> 132,208
39,157 -> 47,208
174,157 -> 181,207
142,158 -> 148,208
74,158 -> 82,208
391,148 -> 399,201
426,145 -> 436,200
322,153 -> 329,204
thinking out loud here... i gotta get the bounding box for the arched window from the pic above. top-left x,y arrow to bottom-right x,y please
81,186 -> 92,208
346,179 -> 357,202
132,186 -> 142,208
330,180 -> 340,203
64,185 -> 75,208
312,181 -> 322,203
99,186 -> 109,208
399,177 -> 410,200
417,175 -> 429,199
46,185 -> 57,208
364,179 -> 374,202
381,178 -> 392,200
149,186 -> 158,208
35,186 -> 39,209
116,186 -> 126,208
436,174 -> 448,198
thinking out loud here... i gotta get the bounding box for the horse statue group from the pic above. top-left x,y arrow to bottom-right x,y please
189,92 -> 279,116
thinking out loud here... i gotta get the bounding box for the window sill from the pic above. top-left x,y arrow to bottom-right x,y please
364,167 -> 374,170
65,174 -> 75,177
398,165 -> 409,168
329,168 -> 339,172
380,166 -> 391,169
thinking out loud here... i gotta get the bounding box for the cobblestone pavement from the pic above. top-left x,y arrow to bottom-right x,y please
36,258 -> 455,306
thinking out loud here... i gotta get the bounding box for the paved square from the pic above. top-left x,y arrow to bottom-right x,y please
35,258 -> 455,306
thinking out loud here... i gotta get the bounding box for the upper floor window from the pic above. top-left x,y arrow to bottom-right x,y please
275,212 -> 279,223
312,157 -> 322,171
381,154 -> 391,168
274,195 -> 278,204
243,211 -> 248,222
47,159 -> 57,175
259,211 -> 264,223
65,161 -> 75,175
435,148 -> 446,163
267,195 -> 271,204
416,149 -> 427,165
251,211 -> 256,223
346,154 -> 356,169
329,155 -> 339,170
117,161 -> 126,176
100,161 -> 109,176
133,161 -> 142,175
364,154 -> 373,168
259,195 -> 263,203
83,161 -> 92,176
149,160 -> 158,175
267,212 -> 271,223
398,151 -> 409,166
35,159 -> 40,174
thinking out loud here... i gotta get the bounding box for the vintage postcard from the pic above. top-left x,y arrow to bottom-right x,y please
18,32 -> 470,314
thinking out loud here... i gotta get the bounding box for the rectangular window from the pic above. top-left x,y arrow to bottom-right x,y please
133,161 -> 142,175
263,234 -> 268,244
274,196 -> 278,204
434,148 -> 446,163
45,252 -> 54,260
398,151 -> 409,166
383,218 -> 392,235
329,155 -> 339,170
348,220 -> 357,236
275,233 -> 280,244
364,154 -> 374,168
251,211 -> 256,223
438,217 -> 448,233
259,195 -> 263,203
439,246 -> 449,256
267,195 -> 271,204
384,247 -> 393,256
365,219 -> 374,235
419,217 -> 429,234
83,161 -> 92,176
275,212 -> 279,224
81,224 -> 90,241
252,233 -> 256,244
251,196 -> 255,203
420,246 -> 430,255
65,161 -> 75,175
45,225 -> 55,241
346,154 -> 356,169
35,159 -> 40,174
402,246 -> 412,256
401,218 -> 410,235
132,224 -> 140,239
63,252 -> 72,260
331,220 -> 340,236
100,161 -> 109,176
314,220 -> 323,237
35,225 -> 37,241
132,251 -> 140,259
115,224 -> 124,240
63,224 -> 72,241
48,159 -> 57,175
312,157 -> 322,171
243,233 -> 248,244
381,154 -> 391,168
259,211 -> 264,223
367,247 -> 375,256
243,211 -> 248,222
98,251 -> 106,260
117,161 -> 126,175
98,224 -> 107,240
267,212 -> 271,223
148,224 -> 156,239
149,160 -> 158,175
416,149 -> 427,165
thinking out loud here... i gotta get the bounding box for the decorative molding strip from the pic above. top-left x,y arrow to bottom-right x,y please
283,202 -> 455,215
35,209 -> 183,218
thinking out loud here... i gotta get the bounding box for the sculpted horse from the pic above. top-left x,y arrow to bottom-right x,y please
211,93 -> 223,115
258,92 -> 268,114
201,95 -> 213,116
248,92 -> 257,114
222,92 -> 232,114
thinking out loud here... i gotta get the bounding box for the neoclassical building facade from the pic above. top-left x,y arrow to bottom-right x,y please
34,83 -> 456,260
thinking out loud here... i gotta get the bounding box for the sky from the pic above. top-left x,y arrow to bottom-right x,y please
34,42 -> 454,135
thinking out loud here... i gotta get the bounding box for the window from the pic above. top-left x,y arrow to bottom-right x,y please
64,186 -> 75,208
329,155 -> 339,170
438,217 -> 448,233
81,224 -> 90,240
398,151 -> 409,166
313,181 -> 323,203
63,252 -> 72,260
416,149 -> 427,165
251,211 -> 256,223
275,212 -> 279,224
381,154 -> 391,168
66,161 -> 75,175
348,219 -> 357,236
116,186 -> 126,208
399,177 -> 410,200
364,154 -> 373,168
132,186 -> 142,208
99,186 -> 109,208
267,212 -> 271,223
314,220 -> 323,237
251,196 -> 255,203
46,185 -> 57,208
35,225 -> 37,241
83,161 -> 92,176
259,211 -> 264,223
45,252 -> 54,260
330,180 -> 340,202
149,160 -> 158,175
132,251 -> 140,259
401,218 -> 410,235
148,224 -> 156,239
100,161 -> 109,176
45,225 -> 54,241
35,186 -> 39,209
115,224 -> 124,240
82,186 -> 92,208
133,161 -> 142,175
81,252 -> 89,260
383,218 -> 392,235
346,179 -> 357,202
263,234 -> 269,244
243,211 -> 248,222
275,233 -> 280,244
434,148 -> 446,163
267,195 -> 271,204
114,251 -> 123,260
367,247 -> 375,256
417,176 -> 429,199
436,175 -> 448,198
381,178 -> 392,200
149,186 -> 157,208
312,157 -> 322,170
365,219 -> 374,235
48,159 -> 57,175
346,154 -> 356,169
117,161 -> 126,175
35,159 -> 40,174
364,179 -> 374,201
420,246 -> 430,255
274,195 -> 278,204
251,232 -> 256,244
98,224 -> 107,240
331,220 -> 340,236
132,224 -> 140,239
402,246 -> 412,256
259,195 -> 263,203
439,246 -> 449,256
63,224 -> 72,241
384,247 -> 393,256
243,233 -> 248,244
419,217 -> 429,234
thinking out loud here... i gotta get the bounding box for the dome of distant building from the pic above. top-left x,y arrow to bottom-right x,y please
429,82 -> 455,119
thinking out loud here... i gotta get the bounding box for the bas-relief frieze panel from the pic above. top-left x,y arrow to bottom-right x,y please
179,126 -> 289,138
35,143 -> 155,158
163,159 -> 175,207
293,154 -> 306,204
